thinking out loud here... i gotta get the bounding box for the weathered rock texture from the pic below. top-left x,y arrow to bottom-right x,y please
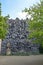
1,18 -> 39,55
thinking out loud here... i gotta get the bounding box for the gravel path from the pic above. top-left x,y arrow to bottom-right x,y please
0,55 -> 43,65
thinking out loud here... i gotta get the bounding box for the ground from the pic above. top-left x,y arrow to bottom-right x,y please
0,55 -> 43,65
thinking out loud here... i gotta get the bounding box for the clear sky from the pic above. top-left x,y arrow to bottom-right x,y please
0,0 -> 40,19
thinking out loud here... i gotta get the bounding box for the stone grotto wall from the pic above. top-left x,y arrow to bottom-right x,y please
1,18 -> 39,55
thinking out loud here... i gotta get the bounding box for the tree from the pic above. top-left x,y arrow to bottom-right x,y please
0,3 -> 9,39
0,3 -> 9,53
0,16 -> 9,39
0,3 -> 1,16
24,0 -> 43,48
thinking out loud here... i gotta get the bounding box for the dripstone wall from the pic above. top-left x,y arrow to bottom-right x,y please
1,18 -> 39,55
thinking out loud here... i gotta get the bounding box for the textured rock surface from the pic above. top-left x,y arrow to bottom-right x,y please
1,18 -> 39,55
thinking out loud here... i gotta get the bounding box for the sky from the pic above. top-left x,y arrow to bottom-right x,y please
0,0 -> 40,19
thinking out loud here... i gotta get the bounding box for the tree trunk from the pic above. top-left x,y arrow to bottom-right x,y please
0,39 -> 2,54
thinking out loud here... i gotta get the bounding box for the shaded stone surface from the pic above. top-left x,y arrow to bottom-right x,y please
1,18 -> 39,55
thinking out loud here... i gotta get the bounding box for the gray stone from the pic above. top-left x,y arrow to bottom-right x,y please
1,18 -> 39,55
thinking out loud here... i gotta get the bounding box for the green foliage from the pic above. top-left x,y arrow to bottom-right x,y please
24,0 -> 43,46
0,16 -> 9,39
39,44 -> 43,54
0,3 -> 9,39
